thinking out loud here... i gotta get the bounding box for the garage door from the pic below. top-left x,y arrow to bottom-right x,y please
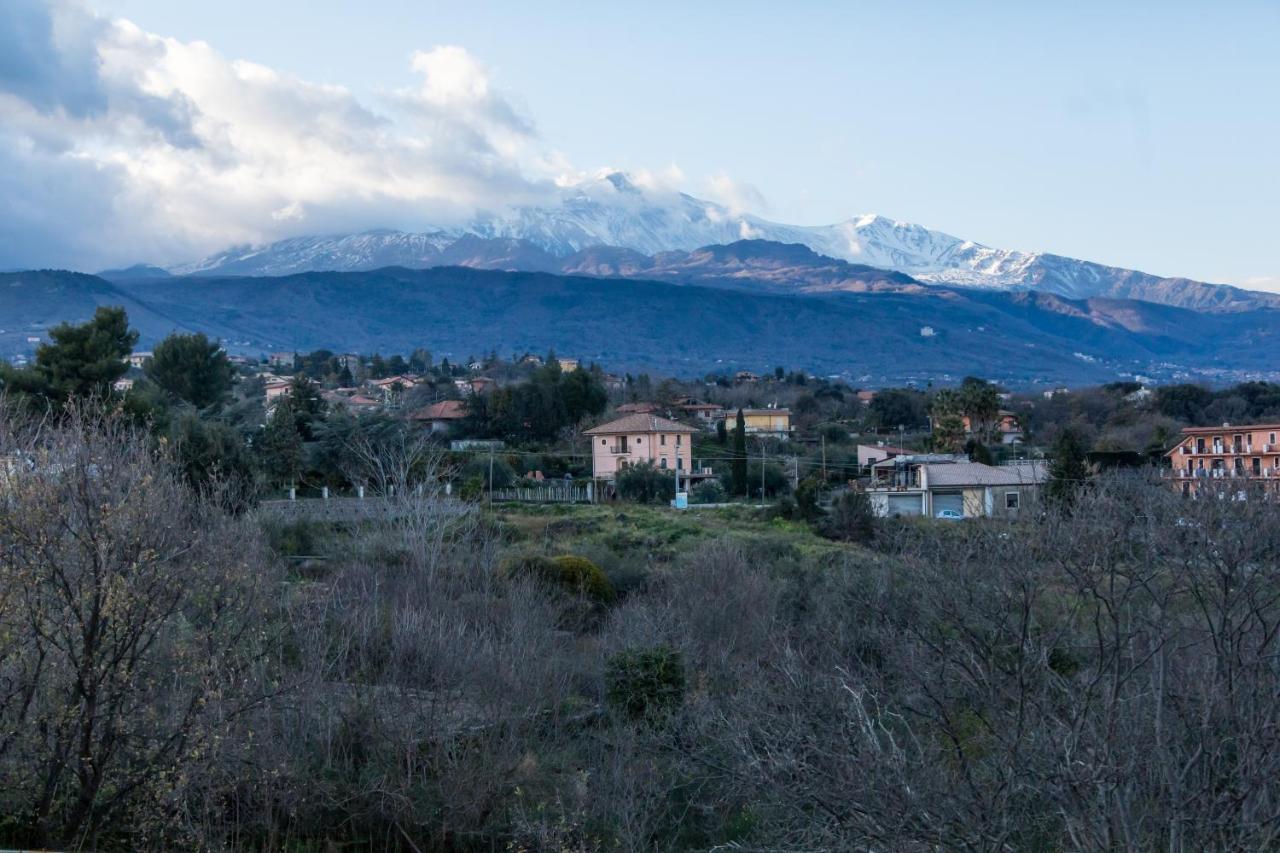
932,492 -> 965,517
887,494 -> 924,517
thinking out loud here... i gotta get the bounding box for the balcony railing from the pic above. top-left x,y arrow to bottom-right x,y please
1168,468 -> 1277,480
609,445 -> 630,455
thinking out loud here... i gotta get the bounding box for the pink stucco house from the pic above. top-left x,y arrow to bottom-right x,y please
584,413 -> 699,481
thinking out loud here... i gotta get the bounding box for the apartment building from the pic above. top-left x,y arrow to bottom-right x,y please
1164,422 -> 1280,494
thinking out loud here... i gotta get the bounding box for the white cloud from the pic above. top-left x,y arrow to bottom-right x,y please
704,171 -> 768,216
0,1 -> 557,270
0,1 -> 770,272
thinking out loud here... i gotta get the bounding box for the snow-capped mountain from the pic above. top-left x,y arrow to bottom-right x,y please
168,172 -> 1272,311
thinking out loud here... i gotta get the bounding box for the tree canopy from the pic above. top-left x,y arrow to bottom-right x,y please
146,332 -> 235,409
0,307 -> 137,403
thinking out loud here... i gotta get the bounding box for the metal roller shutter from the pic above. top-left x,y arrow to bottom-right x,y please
933,492 -> 965,517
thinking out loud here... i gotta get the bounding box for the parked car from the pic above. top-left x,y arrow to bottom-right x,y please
936,509 -> 964,521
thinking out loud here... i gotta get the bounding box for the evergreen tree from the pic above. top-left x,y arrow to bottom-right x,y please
167,411 -> 254,499
146,332 -> 235,409
716,418 -> 728,446
260,405 -> 303,489
1046,427 -> 1090,508
0,307 -> 137,403
561,367 -> 607,424
965,438 -> 994,465
285,375 -> 326,440
732,408 -> 748,496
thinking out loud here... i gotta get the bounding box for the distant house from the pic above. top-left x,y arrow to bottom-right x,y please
719,408 -> 793,439
264,380 -> 294,403
368,375 -> 421,407
368,374 -> 420,391
677,402 -> 726,428
866,455 -> 1047,519
857,442 -> 908,471
734,371 -> 760,385
961,410 -> 1024,445
856,390 -> 877,406
323,390 -> 381,412
601,373 -> 626,392
520,354 -> 544,367
411,400 -> 468,434
584,413 -> 702,482
267,351 -> 297,368
557,358 -> 580,372
112,377 -> 135,393
126,351 -> 153,369
454,377 -> 496,396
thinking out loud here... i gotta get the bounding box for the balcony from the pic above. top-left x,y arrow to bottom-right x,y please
608,444 -> 630,455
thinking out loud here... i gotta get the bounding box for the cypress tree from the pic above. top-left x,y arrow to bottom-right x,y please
1046,427 -> 1089,508
732,408 -> 748,496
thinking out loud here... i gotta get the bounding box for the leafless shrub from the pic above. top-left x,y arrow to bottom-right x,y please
0,401 -> 276,849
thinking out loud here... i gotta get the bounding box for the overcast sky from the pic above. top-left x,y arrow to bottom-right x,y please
3,0 -> 1277,288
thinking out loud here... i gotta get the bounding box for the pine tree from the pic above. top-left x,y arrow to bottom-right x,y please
732,408 -> 748,496
0,307 -> 137,403
146,332 -> 234,409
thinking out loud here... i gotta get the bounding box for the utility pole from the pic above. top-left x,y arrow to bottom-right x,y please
822,432 -> 827,480
760,440 -> 767,502
488,448 -> 494,505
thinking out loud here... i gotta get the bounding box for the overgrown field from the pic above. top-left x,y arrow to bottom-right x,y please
5,410 -> 1280,850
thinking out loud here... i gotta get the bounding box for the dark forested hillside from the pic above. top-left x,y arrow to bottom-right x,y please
5,267 -> 1279,386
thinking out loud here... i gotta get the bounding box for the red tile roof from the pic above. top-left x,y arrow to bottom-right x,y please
411,400 -> 468,421
584,413 -> 699,435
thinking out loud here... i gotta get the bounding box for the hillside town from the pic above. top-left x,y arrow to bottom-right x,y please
28,310 -> 1262,520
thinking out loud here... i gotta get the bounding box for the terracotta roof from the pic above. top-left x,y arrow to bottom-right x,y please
1178,423 -> 1280,435
411,400 -> 468,421
584,413 -> 699,435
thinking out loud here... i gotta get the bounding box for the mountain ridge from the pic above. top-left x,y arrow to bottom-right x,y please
158,174 -> 1276,312
5,266 -> 1278,387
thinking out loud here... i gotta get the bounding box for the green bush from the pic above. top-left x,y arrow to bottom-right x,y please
690,479 -> 726,504
616,461 -> 676,504
458,475 -> 485,502
821,489 -> 877,543
605,645 -> 686,722
550,555 -> 614,601
794,475 -> 825,521
502,552 -> 615,602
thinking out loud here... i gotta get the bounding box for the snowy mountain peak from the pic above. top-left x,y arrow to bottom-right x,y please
167,181 -> 1269,311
